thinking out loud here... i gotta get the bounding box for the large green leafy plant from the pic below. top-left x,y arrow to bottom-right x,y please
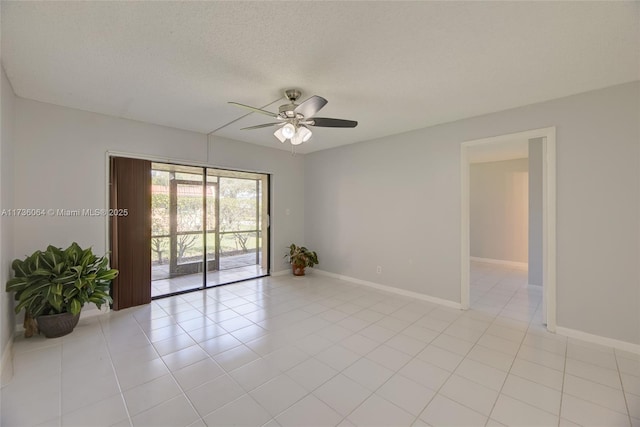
6,242 -> 117,317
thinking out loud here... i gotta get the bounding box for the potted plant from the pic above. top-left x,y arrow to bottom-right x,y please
6,242 -> 118,338
285,244 -> 319,276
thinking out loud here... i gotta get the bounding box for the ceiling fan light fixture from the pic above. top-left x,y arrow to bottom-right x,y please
229,89 -> 357,148
282,123 -> 296,139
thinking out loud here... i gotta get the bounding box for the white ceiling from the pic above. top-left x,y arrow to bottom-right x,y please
2,1 -> 639,154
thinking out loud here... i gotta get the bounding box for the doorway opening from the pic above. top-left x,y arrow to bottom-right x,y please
461,127 -> 556,332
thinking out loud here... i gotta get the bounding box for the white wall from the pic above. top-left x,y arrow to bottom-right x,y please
0,66 -> 16,384
206,135 -> 305,273
9,82 -> 640,348
305,128 -> 462,301
306,81 -> 640,345
470,158 -> 528,263
13,98 -> 305,280
528,138 -> 543,286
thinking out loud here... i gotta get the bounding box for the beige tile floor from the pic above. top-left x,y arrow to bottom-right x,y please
1,262 -> 638,426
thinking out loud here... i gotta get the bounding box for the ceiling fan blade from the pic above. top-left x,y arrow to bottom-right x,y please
308,118 -> 358,128
294,95 -> 328,118
228,102 -> 278,118
240,122 -> 282,130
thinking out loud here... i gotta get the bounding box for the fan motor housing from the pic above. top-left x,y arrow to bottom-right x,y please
279,103 -> 303,119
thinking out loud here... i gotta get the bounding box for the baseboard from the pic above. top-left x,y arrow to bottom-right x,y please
270,269 -> 290,277
0,333 -> 14,387
313,269 -> 462,310
556,326 -> 640,355
470,257 -> 528,270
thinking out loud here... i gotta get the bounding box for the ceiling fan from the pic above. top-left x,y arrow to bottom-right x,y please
229,89 -> 357,146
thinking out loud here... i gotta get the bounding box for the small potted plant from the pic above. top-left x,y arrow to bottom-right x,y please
285,243 -> 319,276
6,242 -> 118,338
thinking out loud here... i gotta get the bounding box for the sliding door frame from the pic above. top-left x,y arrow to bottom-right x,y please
105,151 -> 271,302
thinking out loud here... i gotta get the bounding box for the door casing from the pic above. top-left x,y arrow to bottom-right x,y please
460,127 -> 556,331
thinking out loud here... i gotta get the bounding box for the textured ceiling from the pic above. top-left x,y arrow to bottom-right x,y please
2,1 -> 639,153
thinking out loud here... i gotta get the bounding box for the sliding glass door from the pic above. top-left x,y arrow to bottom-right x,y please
151,163 -> 268,298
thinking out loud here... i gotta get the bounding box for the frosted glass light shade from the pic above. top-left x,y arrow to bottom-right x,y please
291,132 -> 304,145
282,123 -> 296,139
274,127 -> 287,143
298,126 -> 312,142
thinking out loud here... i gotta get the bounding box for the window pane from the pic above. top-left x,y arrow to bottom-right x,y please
220,177 -> 257,232
176,184 -> 203,233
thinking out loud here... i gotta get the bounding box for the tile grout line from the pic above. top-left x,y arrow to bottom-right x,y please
299,297 -> 422,425
557,333 -> 568,427
614,350 -> 633,426
180,292 -> 281,426
181,280 -> 351,426
400,267 -> 516,426
471,267 -> 523,427
132,304 -> 207,426
219,282 -> 376,425
420,276 -> 535,425
98,316 -> 134,427
268,292 -> 439,425
482,277 -> 544,425
179,287 -> 281,425
348,294 -> 505,426
561,346 -> 634,420
331,303 -> 442,426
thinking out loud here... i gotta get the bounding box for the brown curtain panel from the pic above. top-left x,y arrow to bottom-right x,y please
110,157 -> 152,310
